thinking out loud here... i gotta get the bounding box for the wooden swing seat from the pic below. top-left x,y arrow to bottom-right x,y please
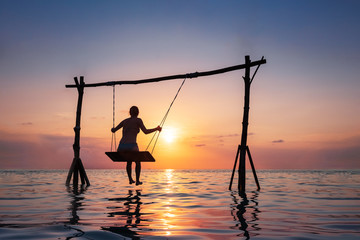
105,151 -> 155,162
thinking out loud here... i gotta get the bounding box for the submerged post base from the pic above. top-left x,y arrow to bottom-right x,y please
66,157 -> 90,186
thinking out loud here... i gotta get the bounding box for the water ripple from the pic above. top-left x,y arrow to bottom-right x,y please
0,169 -> 359,239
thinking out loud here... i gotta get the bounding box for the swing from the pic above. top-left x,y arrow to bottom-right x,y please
105,78 -> 186,162
105,151 -> 155,162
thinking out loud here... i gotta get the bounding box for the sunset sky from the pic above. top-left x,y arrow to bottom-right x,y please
1,0 -> 360,169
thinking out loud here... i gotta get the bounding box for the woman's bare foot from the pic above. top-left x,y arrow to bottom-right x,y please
129,179 -> 135,184
136,181 -> 143,186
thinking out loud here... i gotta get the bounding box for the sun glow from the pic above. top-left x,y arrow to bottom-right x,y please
161,127 -> 178,144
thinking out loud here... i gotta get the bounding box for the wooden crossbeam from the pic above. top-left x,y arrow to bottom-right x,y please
65,59 -> 266,88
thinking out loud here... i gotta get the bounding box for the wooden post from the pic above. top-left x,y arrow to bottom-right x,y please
238,55 -> 251,193
66,76 -> 90,186
229,56 -> 262,192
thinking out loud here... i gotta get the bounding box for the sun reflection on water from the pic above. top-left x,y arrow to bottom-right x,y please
160,169 -> 176,236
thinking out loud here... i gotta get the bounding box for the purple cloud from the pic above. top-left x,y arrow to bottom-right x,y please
20,122 -> 33,126
195,144 -> 206,147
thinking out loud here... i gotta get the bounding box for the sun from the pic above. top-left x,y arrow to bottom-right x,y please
161,127 -> 177,144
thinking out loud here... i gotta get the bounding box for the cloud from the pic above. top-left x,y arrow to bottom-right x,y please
194,144 -> 206,147
0,134 -> 72,169
2,130 -> 359,170
188,133 -> 241,148
253,136 -> 360,169
90,116 -> 106,120
53,112 -> 74,121
272,139 -> 284,143
20,122 -> 33,126
216,134 -> 240,139
191,133 -> 240,142
0,131 -> 114,169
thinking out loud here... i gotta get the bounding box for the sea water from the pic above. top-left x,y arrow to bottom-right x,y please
0,169 -> 359,239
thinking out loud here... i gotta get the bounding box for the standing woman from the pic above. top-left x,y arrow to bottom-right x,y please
111,106 -> 161,185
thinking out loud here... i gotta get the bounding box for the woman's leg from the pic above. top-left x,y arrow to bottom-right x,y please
135,162 -> 142,185
126,161 -> 135,184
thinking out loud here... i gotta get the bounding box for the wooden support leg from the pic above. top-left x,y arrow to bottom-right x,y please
78,160 -> 85,185
66,158 -> 76,185
78,158 -> 90,186
229,145 -> 241,190
73,159 -> 79,186
246,146 -> 260,190
66,157 -> 90,186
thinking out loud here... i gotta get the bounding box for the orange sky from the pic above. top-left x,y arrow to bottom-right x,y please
1,1 -> 360,169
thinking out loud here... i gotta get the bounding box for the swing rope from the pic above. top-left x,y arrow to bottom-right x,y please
110,78 -> 186,154
146,78 -> 187,154
111,85 -> 117,151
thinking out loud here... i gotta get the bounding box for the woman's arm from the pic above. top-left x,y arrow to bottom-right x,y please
138,119 -> 162,134
111,120 -> 124,133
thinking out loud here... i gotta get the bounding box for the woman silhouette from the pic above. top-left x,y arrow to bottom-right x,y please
111,106 -> 161,185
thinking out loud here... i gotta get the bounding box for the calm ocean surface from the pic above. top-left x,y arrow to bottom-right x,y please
0,169 -> 359,239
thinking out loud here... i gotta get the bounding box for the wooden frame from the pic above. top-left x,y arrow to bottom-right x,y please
65,56 -> 266,193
